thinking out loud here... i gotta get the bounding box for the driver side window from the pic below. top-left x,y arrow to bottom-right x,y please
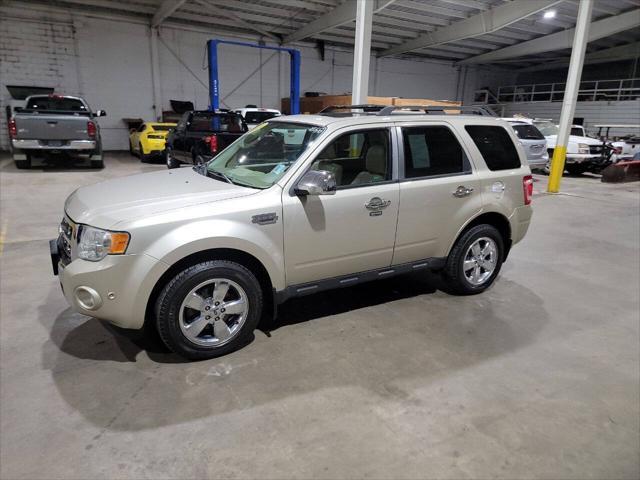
309,129 -> 391,187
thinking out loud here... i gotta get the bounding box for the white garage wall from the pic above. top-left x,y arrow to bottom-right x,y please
502,100 -> 640,137
0,2 -> 512,151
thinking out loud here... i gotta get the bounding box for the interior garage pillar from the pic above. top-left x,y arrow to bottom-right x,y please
351,0 -> 374,105
547,0 -> 594,193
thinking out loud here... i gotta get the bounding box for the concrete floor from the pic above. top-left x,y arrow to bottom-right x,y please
0,152 -> 638,479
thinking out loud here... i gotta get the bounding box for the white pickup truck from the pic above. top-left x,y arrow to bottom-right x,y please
514,118 -> 609,174
9,94 -> 106,169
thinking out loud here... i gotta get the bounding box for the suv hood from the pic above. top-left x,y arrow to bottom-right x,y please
65,167 -> 258,228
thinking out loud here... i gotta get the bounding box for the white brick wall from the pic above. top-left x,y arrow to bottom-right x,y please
1,2 -> 514,151
0,11 -> 80,149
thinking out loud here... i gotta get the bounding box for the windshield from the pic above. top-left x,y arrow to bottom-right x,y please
25,96 -> 87,112
206,121 -> 325,189
534,121 -> 559,136
244,111 -> 280,123
511,123 -> 544,140
570,127 -> 585,136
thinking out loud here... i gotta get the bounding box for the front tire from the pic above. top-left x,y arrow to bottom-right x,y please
443,224 -> 504,295
155,260 -> 263,360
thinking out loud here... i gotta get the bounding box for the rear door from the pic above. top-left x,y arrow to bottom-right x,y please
392,122 -> 483,265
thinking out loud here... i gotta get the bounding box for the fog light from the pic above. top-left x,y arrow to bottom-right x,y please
74,286 -> 102,311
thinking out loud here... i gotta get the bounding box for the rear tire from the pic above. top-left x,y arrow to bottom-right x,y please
155,260 -> 263,360
139,143 -> 150,163
166,148 -> 180,169
443,224 -> 504,295
90,159 -> 104,169
15,156 -> 31,169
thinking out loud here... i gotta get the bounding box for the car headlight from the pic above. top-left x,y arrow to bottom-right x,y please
578,143 -> 590,154
77,225 -> 130,261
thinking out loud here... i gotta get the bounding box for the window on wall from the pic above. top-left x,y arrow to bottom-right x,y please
402,126 -> 469,178
465,125 -> 521,171
309,129 -> 391,187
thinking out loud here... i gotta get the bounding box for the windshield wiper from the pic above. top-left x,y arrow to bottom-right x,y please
193,164 -> 232,184
207,168 -> 233,184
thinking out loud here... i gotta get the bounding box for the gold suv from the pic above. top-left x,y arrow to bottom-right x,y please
51,106 -> 533,360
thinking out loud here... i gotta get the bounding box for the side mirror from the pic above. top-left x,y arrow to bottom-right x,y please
129,128 -> 137,134
95,110 -> 106,117
295,170 -> 336,196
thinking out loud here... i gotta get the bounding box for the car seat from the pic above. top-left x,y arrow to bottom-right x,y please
351,145 -> 387,185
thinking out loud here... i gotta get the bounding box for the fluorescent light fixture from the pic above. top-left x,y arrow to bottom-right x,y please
543,10 -> 557,19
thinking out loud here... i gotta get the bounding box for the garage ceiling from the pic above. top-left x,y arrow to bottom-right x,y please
17,0 -> 640,68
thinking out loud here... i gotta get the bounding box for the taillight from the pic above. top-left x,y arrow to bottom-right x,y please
8,118 -> 17,139
87,121 -> 96,138
204,134 -> 218,154
523,175 -> 534,205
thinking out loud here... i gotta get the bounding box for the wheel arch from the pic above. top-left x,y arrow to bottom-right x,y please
144,247 -> 274,333
450,211 -> 512,261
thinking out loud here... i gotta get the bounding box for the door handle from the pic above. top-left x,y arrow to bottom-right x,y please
365,197 -> 391,210
453,186 -> 474,198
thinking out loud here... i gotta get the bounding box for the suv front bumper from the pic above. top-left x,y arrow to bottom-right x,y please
50,239 -> 167,330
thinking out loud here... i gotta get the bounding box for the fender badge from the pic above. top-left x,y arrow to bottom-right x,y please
252,213 -> 278,225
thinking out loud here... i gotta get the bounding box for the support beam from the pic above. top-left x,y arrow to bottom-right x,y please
151,0 -> 187,27
517,41 -> 640,72
284,0 -> 394,44
380,0 -> 561,57
460,8 -> 640,64
352,0 -> 374,105
193,0 -> 281,42
149,27 -> 162,121
548,0 -> 593,193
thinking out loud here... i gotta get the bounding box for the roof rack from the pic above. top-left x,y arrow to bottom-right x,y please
376,105 -> 495,116
319,104 -> 386,114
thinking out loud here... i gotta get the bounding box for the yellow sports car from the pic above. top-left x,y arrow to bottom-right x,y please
129,122 -> 176,162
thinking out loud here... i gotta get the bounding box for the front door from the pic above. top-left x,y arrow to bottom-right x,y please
282,127 -> 400,286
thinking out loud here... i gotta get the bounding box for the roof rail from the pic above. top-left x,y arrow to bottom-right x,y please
376,105 -> 496,116
319,104 -> 386,114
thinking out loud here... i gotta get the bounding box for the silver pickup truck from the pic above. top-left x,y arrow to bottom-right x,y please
9,94 -> 106,169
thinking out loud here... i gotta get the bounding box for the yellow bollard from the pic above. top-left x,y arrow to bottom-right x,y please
547,145 -> 567,193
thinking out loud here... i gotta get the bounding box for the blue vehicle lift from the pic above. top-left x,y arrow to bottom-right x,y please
207,39 -> 301,115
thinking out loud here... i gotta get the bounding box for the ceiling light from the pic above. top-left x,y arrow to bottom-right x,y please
543,10 -> 557,19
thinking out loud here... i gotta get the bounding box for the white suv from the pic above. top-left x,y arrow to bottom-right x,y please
50,106 -> 533,360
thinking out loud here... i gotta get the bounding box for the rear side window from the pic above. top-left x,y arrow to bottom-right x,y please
465,125 -> 521,171
402,126 -> 469,178
511,124 -> 544,140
